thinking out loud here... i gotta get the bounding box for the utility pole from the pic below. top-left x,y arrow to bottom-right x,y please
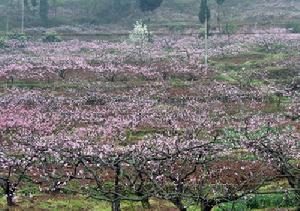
21,0 -> 25,34
204,13 -> 208,66
6,0 -> 10,34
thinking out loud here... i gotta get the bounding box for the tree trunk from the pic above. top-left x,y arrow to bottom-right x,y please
40,0 -> 49,25
136,172 -> 150,209
170,180 -> 187,211
288,176 -> 300,211
141,198 -> 151,209
5,181 -> 15,207
112,163 -> 121,211
52,0 -> 57,17
204,16 -> 208,66
201,203 -> 215,211
171,198 -> 186,211
217,4 -> 221,32
136,192 -> 150,208
112,200 -> 120,211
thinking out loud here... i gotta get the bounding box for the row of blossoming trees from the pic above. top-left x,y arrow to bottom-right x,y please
0,85 -> 299,210
0,29 -> 299,210
1,30 -> 299,81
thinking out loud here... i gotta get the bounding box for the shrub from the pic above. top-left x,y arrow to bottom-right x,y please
7,33 -> 28,41
246,193 -> 297,209
139,0 -> 163,12
198,27 -> 206,38
223,22 -> 239,35
0,37 -> 8,49
286,22 -> 300,33
42,32 -> 62,43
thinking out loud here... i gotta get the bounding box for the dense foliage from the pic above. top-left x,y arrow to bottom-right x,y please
198,0 -> 210,24
39,0 -> 49,25
139,0 -> 163,12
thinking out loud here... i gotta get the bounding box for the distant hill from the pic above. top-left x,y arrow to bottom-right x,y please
0,0 -> 299,32
146,0 -> 300,27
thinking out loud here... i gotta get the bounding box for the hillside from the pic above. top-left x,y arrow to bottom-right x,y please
0,0 -> 300,33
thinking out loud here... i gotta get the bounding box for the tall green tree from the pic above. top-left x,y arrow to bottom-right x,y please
40,0 -> 49,25
216,0 -> 225,32
139,0 -> 163,12
112,0 -> 132,18
216,0 -> 225,5
198,0 -> 210,24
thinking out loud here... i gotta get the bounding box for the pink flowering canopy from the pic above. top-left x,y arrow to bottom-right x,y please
0,28 -> 299,210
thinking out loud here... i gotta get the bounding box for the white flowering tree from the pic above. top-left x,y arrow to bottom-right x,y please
129,21 -> 151,61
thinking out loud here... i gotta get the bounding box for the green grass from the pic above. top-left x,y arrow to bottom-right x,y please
216,193 -> 297,211
37,198 -> 108,211
0,81 -> 81,90
105,48 -> 121,55
266,66 -> 298,80
0,195 -> 109,211
0,179 -> 297,211
250,79 -> 264,87
169,77 -> 190,88
210,46 -> 299,90
286,21 -> 300,33
3,81 -> 51,89
214,73 -> 238,84
211,52 -> 265,67
125,127 -> 167,143
0,195 -> 178,211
